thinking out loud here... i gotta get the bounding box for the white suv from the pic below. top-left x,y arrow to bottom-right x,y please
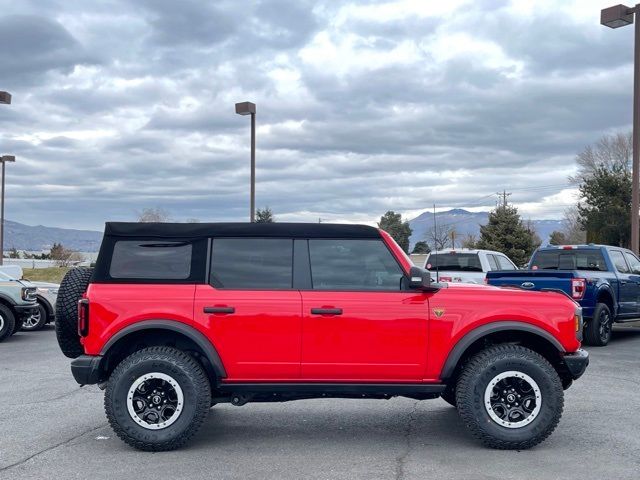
424,248 -> 517,284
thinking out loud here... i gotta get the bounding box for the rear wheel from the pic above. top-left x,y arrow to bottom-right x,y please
583,303 -> 612,346
22,303 -> 48,331
0,304 -> 16,342
55,267 -> 93,358
456,344 -> 563,450
105,347 -> 211,451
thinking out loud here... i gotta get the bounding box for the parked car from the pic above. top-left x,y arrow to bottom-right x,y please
0,269 -> 59,331
486,244 -> 640,346
424,248 -> 517,283
55,222 -> 588,451
0,271 -> 38,342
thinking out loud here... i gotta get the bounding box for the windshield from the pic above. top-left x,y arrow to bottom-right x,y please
530,249 -> 608,271
0,271 -> 14,280
426,253 -> 483,272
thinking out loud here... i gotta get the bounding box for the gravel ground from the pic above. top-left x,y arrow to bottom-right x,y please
1,324 -> 639,480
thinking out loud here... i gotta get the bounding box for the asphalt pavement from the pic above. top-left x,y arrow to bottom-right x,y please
1,324 -> 639,480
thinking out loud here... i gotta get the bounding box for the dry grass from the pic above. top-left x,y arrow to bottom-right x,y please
22,267 -> 70,284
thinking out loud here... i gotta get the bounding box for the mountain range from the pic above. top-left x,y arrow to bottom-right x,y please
4,220 -> 103,252
408,208 -> 563,250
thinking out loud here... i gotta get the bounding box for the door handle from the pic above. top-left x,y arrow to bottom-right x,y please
311,308 -> 343,315
203,306 -> 235,314
620,280 -> 628,285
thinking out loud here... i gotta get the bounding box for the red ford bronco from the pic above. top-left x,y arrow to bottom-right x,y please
55,222 -> 588,451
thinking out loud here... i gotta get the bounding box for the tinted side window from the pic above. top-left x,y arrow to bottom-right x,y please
308,239 -> 403,290
497,255 -> 516,270
624,252 -> 640,274
110,241 -> 192,279
610,250 -> 630,273
210,238 -> 293,289
487,254 -> 499,270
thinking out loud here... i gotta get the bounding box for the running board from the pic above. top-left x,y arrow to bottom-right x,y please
213,383 -> 446,405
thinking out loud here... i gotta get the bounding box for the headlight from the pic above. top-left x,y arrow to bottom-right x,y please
21,287 -> 37,301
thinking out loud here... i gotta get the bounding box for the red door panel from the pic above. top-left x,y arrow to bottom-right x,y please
301,291 -> 430,381
194,285 -> 302,381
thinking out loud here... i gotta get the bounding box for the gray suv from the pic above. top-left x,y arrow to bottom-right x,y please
0,272 -> 37,342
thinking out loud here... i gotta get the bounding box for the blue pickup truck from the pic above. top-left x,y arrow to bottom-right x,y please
486,244 -> 640,346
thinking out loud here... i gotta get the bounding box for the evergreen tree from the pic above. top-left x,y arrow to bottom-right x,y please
577,165 -> 631,247
378,211 -> 412,253
549,231 -> 567,245
255,206 -> 275,223
476,204 -> 540,267
411,241 -> 430,254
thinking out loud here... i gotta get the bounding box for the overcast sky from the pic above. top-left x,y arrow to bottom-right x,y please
0,0 -> 635,230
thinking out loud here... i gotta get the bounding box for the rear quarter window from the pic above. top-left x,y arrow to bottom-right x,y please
109,241 -> 193,279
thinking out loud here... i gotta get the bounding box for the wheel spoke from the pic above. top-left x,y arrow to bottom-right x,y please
127,373 -> 184,430
484,371 -> 542,429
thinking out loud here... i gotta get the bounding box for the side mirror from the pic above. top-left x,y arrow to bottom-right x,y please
408,266 -> 440,292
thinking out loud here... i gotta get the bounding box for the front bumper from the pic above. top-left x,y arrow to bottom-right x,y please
562,349 -> 589,380
70,355 -> 103,385
13,304 -> 38,319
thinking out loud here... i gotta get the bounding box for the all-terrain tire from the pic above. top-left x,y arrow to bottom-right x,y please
105,347 -> 211,451
455,344 -> 563,450
583,302 -> 612,347
0,303 -> 16,342
22,303 -> 48,331
55,267 -> 93,358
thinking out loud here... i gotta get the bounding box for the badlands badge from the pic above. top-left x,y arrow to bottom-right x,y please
432,307 -> 445,318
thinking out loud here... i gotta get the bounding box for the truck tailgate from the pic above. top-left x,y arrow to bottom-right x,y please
486,270 -> 576,295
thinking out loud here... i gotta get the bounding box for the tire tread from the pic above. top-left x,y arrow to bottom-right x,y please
104,346 -> 211,452
455,344 -> 563,450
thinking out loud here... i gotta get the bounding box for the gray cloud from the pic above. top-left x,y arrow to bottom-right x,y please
0,0 -> 631,231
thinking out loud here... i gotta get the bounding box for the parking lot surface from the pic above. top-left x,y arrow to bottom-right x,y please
1,325 -> 639,480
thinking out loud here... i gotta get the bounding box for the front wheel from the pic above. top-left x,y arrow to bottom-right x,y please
105,347 -> 211,451
0,304 -> 16,342
22,303 -> 48,331
583,302 -> 612,346
455,344 -> 563,450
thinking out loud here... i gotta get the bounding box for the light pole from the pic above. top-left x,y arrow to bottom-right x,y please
0,93 -> 12,265
0,155 -> 15,265
235,101 -> 256,222
602,4 -> 640,253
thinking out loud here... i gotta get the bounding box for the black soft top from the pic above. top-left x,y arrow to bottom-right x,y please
104,222 -> 381,239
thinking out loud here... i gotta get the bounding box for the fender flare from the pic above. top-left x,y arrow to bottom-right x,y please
100,320 -> 227,378
594,284 -> 616,316
440,321 -> 565,380
36,294 -> 54,317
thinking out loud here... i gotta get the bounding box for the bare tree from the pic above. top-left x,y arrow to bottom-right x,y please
50,243 -> 85,267
427,222 -> 453,251
137,207 -> 171,223
461,233 -> 477,249
561,206 -> 587,244
570,131 -> 632,184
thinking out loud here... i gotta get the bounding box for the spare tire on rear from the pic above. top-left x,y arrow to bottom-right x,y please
55,267 -> 93,358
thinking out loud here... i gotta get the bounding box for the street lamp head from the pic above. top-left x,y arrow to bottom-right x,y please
601,4 -> 634,28
235,101 -> 256,116
0,156 -> 15,163
0,91 -> 11,105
